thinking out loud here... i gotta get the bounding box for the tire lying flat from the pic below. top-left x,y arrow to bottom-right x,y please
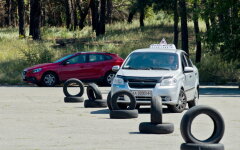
64,96 -> 84,103
139,122 -> 174,134
110,109 -> 138,119
180,143 -> 224,150
84,99 -> 107,108
180,105 -> 225,144
87,83 -> 102,100
63,78 -> 84,97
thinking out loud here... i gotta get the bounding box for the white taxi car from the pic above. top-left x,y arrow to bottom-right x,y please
111,40 -> 199,113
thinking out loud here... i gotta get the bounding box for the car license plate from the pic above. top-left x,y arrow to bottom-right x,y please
131,90 -> 152,97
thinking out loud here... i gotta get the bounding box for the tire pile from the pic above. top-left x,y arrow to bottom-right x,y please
139,96 -> 174,134
84,83 -> 107,108
63,78 -> 84,103
180,105 -> 225,150
109,91 -> 138,119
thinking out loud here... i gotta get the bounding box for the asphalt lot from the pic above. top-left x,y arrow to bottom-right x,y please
0,86 -> 239,150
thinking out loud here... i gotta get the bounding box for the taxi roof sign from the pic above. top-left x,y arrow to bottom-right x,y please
160,38 -> 167,45
150,38 -> 176,49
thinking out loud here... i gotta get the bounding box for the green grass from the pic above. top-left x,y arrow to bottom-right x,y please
0,19 -> 239,85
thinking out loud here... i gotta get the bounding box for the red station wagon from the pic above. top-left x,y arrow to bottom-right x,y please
22,52 -> 124,87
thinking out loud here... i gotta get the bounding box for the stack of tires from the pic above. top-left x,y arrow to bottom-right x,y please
139,96 -> 174,134
63,78 -> 84,103
84,83 -> 107,108
109,91 -> 138,119
180,105 -> 225,150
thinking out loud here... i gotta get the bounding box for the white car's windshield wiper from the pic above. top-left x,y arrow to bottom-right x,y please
141,67 -> 170,70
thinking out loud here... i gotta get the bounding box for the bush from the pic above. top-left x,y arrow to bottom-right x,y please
19,42 -> 54,65
197,53 -> 240,84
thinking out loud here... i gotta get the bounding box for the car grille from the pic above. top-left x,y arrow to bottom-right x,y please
135,96 -> 152,101
127,78 -> 159,89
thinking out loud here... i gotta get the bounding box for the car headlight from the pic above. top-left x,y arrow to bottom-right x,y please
32,68 -> 42,73
112,77 -> 124,85
160,78 -> 177,86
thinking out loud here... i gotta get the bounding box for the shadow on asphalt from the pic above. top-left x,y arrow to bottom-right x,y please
90,108 -> 174,114
200,87 -> 240,96
138,108 -> 173,114
91,109 -> 110,114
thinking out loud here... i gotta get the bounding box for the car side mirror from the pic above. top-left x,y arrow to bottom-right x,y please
63,61 -> 70,65
112,65 -> 120,72
184,67 -> 194,73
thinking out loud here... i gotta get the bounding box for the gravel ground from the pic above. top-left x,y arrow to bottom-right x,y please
0,86 -> 239,150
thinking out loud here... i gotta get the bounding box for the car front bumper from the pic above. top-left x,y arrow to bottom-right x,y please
111,83 -> 179,106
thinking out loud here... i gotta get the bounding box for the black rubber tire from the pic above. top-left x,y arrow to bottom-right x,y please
63,78 -> 84,97
87,83 -> 102,100
41,72 -> 58,87
110,109 -> 138,119
64,96 -> 84,103
168,89 -> 187,113
181,143 -> 224,150
84,99 -> 107,108
104,71 -> 116,86
111,90 -> 136,110
180,105 -> 225,144
139,122 -> 174,134
151,96 -> 162,124
107,91 -> 112,110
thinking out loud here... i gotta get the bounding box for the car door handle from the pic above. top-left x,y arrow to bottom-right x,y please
189,75 -> 192,78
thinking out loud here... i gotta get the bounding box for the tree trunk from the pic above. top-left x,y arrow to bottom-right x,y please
0,1 -> 5,27
77,0 -> 91,30
65,0 -> 71,29
193,0 -> 201,63
98,0 -> 106,35
5,0 -> 12,26
106,0 -> 112,24
173,0 -> 179,48
90,0 -> 99,32
18,0 -> 25,37
139,8 -> 144,27
127,10 -> 136,23
179,0 -> 189,54
29,0 -> 41,40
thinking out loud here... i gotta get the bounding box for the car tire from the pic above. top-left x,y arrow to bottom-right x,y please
180,143 -> 224,150
188,88 -> 199,108
110,109 -> 138,119
84,99 -> 107,108
87,83 -> 102,100
107,91 -> 112,110
111,90 -> 136,110
41,72 -> 58,87
139,122 -> 174,134
63,78 -> 84,97
64,96 -> 84,103
180,105 -> 225,144
168,89 -> 187,113
104,71 -> 116,86
151,96 -> 162,124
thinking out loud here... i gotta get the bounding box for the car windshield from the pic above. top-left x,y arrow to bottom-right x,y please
54,54 -> 74,63
122,52 -> 179,70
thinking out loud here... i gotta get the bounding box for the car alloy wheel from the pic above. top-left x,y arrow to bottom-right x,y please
176,91 -> 187,111
106,73 -> 115,85
43,74 -> 56,86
